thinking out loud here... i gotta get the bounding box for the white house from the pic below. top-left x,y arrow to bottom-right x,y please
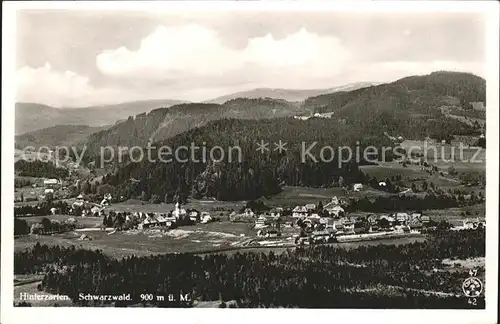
255,215 -> 269,229
243,208 -> 255,218
419,215 -> 430,223
325,205 -> 344,217
396,212 -> 409,222
378,182 -> 387,187
314,112 -> 335,118
353,183 -> 363,192
155,213 -> 168,225
189,211 -> 200,222
200,212 -> 212,224
305,203 -> 316,211
323,197 -> 345,217
44,188 -> 54,194
44,179 -> 59,187
379,215 -> 395,223
411,212 -> 422,219
72,194 -> 85,208
292,206 -> 308,218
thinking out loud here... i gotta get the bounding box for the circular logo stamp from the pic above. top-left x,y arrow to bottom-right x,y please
462,277 -> 483,298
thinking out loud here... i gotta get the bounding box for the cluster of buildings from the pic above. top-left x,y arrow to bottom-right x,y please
292,196 -> 347,218
293,111 -> 335,120
134,203 -> 212,229
449,218 -> 486,231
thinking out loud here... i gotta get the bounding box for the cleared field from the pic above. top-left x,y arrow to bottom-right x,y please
266,186 -> 346,207
14,221 -> 262,258
360,164 -> 428,180
424,203 -> 485,221
361,161 -> 484,191
15,227 -> 427,260
400,140 -> 485,168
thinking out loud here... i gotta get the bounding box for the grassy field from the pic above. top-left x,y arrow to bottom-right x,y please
19,214 -> 103,227
424,203 -> 485,221
266,186 -> 346,207
400,140 -> 485,169
14,225 -> 428,260
14,220 -> 265,258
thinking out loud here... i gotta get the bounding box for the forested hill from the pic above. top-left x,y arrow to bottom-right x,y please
205,82 -> 378,104
84,98 -> 306,155
102,111 -> 478,201
15,124 -> 109,149
303,71 -> 486,117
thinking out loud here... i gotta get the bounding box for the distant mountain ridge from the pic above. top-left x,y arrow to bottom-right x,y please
15,124 -> 109,149
15,99 -> 187,135
206,82 -> 379,104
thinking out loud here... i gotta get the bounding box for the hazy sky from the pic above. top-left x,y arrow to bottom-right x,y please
16,10 -> 486,107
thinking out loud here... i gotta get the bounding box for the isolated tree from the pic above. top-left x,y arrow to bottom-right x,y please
45,191 -> 54,203
338,176 -> 344,188
317,201 -> 323,212
41,217 -> 52,233
81,181 -> 91,195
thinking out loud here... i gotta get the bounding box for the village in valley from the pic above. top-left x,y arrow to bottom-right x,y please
10,8 -> 492,310
14,163 -> 486,255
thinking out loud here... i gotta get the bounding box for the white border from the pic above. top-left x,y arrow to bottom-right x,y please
1,2 -> 499,324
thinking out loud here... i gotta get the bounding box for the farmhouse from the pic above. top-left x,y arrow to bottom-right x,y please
308,213 -> 321,220
294,116 -> 311,121
396,212 -> 409,223
305,203 -> 316,211
323,197 -> 345,217
313,112 -> 335,118
43,179 -> 59,188
172,202 -> 187,219
189,210 -> 200,222
100,193 -> 112,206
450,218 -> 485,231
411,212 -> 422,219
255,215 -> 269,229
419,215 -> 430,223
200,212 -> 212,224
379,215 -> 395,223
340,217 -> 355,233
72,194 -> 85,208
242,208 -> 255,218
353,183 -> 363,192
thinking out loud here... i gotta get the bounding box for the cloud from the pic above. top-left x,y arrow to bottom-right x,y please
16,63 -> 101,107
17,25 -> 485,107
96,24 -> 351,85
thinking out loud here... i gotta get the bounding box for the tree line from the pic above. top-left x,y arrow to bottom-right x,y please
14,229 -> 485,308
15,160 -> 68,179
